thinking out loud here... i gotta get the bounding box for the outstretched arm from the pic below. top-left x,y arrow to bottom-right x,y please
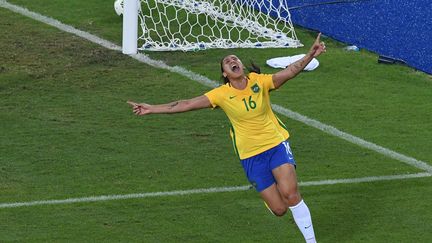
127,95 -> 212,116
272,33 -> 326,89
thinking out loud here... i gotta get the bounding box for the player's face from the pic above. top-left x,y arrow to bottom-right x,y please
221,55 -> 244,80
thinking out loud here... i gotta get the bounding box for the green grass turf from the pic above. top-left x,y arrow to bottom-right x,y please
2,179 -> 432,242
1,1 -> 432,242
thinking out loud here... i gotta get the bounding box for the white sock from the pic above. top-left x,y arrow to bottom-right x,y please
289,200 -> 316,243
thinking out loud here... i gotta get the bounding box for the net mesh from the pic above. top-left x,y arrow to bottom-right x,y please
138,0 -> 302,51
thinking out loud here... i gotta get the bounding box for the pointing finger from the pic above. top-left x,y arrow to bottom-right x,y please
127,100 -> 138,107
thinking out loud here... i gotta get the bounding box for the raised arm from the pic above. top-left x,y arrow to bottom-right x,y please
272,33 -> 326,89
127,95 -> 212,116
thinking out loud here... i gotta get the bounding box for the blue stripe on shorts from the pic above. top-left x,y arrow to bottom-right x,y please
240,141 -> 296,192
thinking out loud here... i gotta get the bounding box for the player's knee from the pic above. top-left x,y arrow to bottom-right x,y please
281,190 -> 301,206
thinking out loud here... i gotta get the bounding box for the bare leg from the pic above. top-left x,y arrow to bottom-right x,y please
272,163 -> 302,206
259,183 -> 287,216
272,163 -> 317,243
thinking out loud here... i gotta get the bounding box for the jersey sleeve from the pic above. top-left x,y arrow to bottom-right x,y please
204,87 -> 221,108
249,72 -> 275,91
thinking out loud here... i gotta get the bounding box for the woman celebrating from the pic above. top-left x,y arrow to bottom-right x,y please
128,33 -> 326,243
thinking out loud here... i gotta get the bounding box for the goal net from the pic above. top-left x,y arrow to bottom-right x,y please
122,0 -> 302,53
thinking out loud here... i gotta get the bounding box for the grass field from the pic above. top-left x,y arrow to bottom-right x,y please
1,0 -> 432,242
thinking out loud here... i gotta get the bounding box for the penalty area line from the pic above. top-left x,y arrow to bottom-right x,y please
1,172 -> 430,209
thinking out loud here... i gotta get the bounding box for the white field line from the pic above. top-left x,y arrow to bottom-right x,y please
299,172 -> 431,186
1,172 -> 430,209
1,0 -> 430,173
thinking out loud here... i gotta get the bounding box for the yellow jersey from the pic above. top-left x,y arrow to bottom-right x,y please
205,72 -> 289,159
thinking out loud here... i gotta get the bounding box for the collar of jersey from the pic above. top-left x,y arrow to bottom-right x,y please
226,77 -> 251,95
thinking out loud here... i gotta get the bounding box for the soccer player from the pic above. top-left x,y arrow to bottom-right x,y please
128,33 -> 326,243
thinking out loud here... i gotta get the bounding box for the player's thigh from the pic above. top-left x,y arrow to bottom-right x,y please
272,163 -> 300,201
273,163 -> 298,185
269,141 -> 298,194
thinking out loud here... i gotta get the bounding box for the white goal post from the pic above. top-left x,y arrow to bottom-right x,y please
122,0 -> 302,54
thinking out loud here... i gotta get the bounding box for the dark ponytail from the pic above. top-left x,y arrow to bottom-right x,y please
247,60 -> 261,74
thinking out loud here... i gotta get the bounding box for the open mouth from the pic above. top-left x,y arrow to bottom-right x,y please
231,64 -> 240,72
